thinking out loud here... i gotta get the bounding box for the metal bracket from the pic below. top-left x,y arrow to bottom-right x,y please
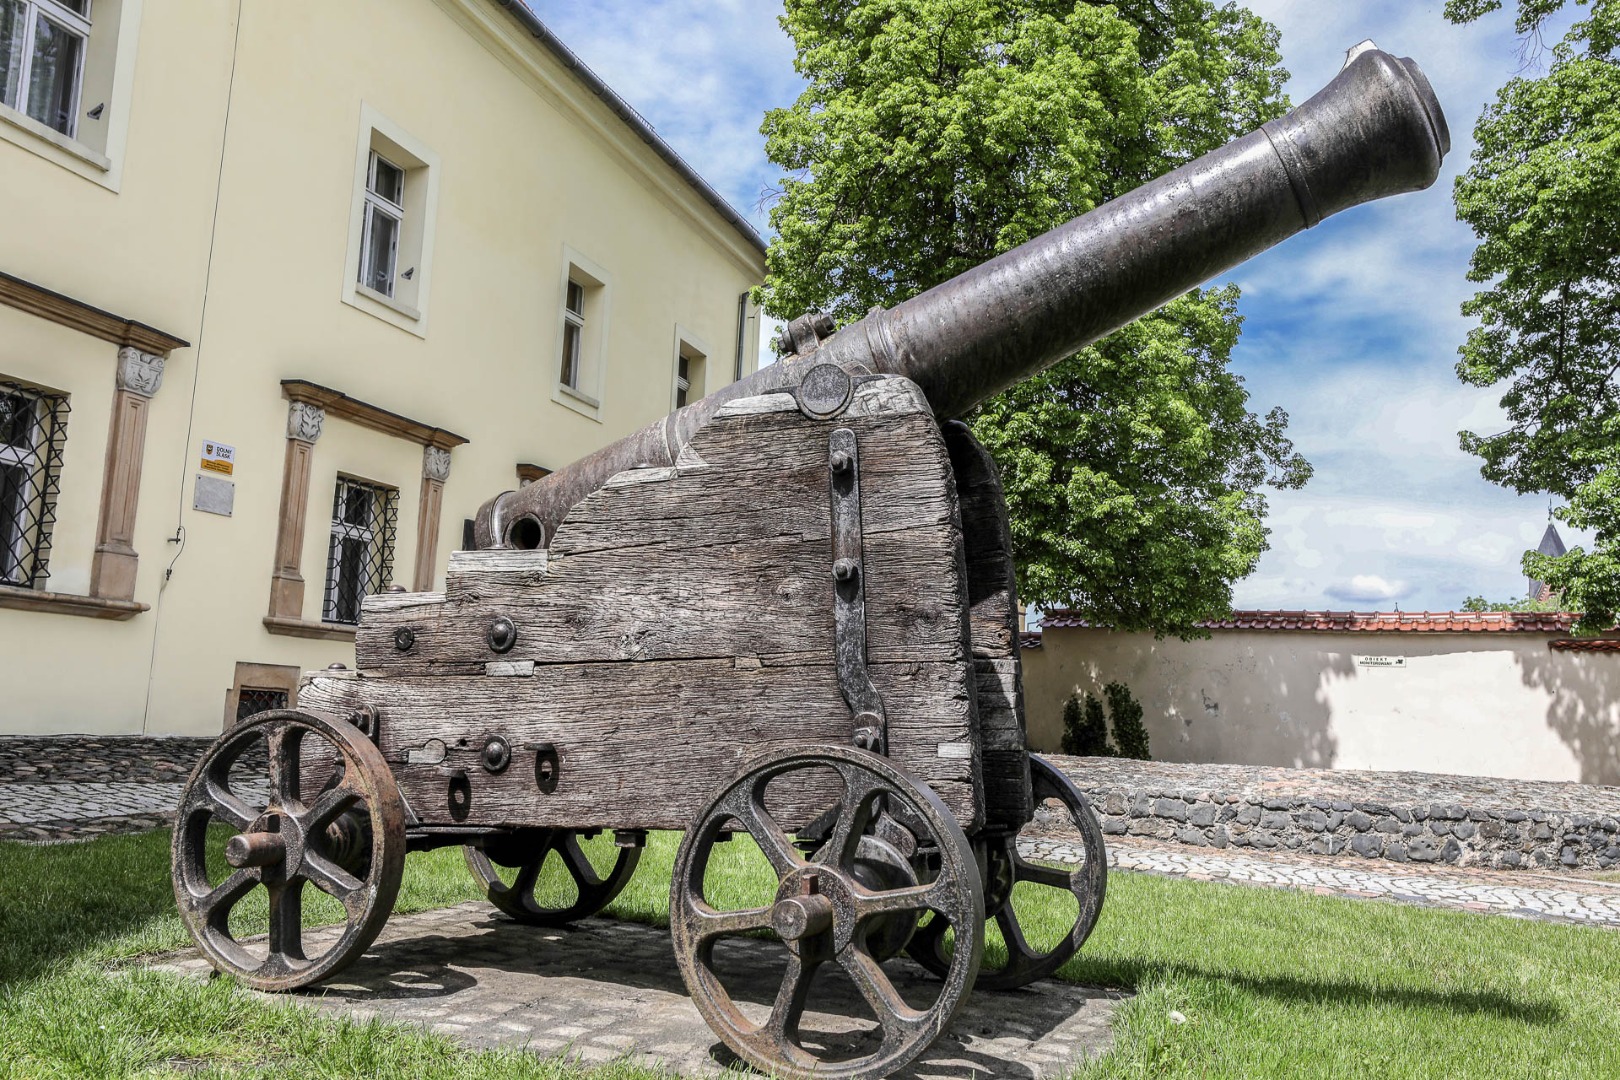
828,428 -> 886,753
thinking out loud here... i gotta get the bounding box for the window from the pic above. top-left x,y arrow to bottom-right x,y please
0,378 -> 68,590
0,0 -> 90,138
235,687 -> 288,721
342,106 -> 440,335
359,151 -> 405,298
560,279 -> 585,389
551,249 -> 610,418
671,329 -> 708,411
321,477 -> 397,625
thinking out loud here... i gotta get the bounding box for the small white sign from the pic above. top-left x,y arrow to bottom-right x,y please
1355,655 -> 1407,669
201,439 -> 236,476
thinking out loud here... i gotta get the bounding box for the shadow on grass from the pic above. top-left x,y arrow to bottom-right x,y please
1058,956 -> 1564,1025
0,828 -> 181,985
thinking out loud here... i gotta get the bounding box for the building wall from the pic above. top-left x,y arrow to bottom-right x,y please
1022,629 -> 1620,785
0,0 -> 764,736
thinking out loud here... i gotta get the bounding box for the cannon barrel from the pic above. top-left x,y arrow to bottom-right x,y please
478,42 -> 1448,550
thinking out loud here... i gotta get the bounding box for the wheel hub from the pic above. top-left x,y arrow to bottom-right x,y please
774,865 -> 857,954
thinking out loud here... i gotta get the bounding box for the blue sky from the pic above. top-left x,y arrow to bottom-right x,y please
526,0 -> 1588,613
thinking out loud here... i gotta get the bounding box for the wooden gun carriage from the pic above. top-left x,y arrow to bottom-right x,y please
173,43 -> 1449,1079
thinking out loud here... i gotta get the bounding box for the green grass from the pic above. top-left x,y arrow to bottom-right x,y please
2,828 -> 1618,1078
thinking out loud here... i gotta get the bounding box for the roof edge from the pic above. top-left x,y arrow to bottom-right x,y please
489,1 -> 768,257
1039,609 -> 1586,634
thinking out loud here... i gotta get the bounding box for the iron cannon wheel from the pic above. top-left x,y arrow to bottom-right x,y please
670,745 -> 983,1080
907,753 -> 1107,990
171,709 -> 406,992
464,830 -> 640,926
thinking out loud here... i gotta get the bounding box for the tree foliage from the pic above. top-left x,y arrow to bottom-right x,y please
1060,692 -> 1112,757
760,0 -> 1310,636
1449,0 -> 1620,632
1461,594 -> 1566,612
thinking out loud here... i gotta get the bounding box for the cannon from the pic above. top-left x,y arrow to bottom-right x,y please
173,43 -> 1448,1079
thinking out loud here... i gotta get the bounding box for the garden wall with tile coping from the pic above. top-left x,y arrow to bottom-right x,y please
1043,755 -> 1620,872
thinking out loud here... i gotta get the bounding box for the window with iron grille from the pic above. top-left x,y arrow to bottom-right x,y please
235,687 -> 288,721
322,477 -> 397,625
1,378 -> 69,590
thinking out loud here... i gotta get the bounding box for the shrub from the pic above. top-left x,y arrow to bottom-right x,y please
1060,692 -> 1115,757
1106,681 -> 1150,760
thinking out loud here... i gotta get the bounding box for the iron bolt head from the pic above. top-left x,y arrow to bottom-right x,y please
394,627 -> 416,651
833,558 -> 859,583
488,616 -> 517,654
327,662 -> 347,671
481,736 -> 511,774
830,450 -> 854,474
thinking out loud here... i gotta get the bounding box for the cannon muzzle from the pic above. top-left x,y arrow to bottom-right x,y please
479,41 -> 1448,550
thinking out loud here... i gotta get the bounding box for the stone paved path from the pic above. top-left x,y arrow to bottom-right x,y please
150,903 -> 1123,1079
1023,834 -> 1620,928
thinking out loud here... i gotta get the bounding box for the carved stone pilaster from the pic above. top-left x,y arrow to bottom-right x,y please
92,348 -> 167,599
114,347 -> 165,397
423,446 -> 452,482
287,401 -> 325,443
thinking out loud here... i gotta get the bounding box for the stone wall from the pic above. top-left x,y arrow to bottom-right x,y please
1043,756 -> 1620,872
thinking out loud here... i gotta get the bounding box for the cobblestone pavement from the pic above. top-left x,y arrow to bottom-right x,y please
1023,833 -> 1620,928
0,735 -> 253,842
150,903 -> 1123,1079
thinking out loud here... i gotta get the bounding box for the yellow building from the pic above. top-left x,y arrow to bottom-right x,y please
0,0 -> 766,735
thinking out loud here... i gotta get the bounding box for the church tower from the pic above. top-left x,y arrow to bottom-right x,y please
1527,520 -> 1567,603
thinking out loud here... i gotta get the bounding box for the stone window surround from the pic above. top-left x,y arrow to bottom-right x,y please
0,270 -> 188,621
264,379 -> 467,642
222,661 -> 301,730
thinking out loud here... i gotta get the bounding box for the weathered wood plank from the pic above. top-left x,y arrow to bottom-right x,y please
946,423 -> 1032,827
299,657 -> 978,831
357,524 -> 969,673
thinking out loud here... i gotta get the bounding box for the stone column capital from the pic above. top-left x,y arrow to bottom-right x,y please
423,446 -> 452,483
115,347 -> 165,397
287,401 -> 325,443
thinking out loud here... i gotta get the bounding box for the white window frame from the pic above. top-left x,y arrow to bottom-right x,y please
1,0 -> 90,140
560,279 -> 585,390
341,103 -> 440,337
551,246 -> 612,421
358,150 -> 405,299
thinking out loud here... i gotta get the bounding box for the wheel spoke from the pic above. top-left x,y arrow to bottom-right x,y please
558,833 -> 608,891
200,781 -> 258,831
195,868 -> 257,917
302,783 -> 362,832
266,726 -> 303,805
993,901 -> 1040,973
812,767 -> 883,870
266,880 -> 306,963
1015,856 -> 1077,891
683,902 -> 774,943
506,855 -> 542,900
729,785 -> 805,878
302,851 -> 367,917
840,945 -> 926,1041
852,881 -> 948,920
766,952 -> 820,1046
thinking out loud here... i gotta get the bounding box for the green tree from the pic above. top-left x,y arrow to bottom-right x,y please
760,0 -> 1311,636
1460,594 -> 1566,612
1448,0 -> 1620,633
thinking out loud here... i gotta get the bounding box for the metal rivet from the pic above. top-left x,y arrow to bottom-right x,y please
394,627 -> 416,651
481,736 -> 511,774
327,662 -> 347,671
833,558 -> 859,583
830,451 -> 854,474
488,616 -> 517,654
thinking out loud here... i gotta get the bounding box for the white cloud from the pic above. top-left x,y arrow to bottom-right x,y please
1324,574 -> 1408,605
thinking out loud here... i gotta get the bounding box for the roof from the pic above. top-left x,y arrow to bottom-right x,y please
1018,631 -> 1043,651
1528,521 -> 1568,601
1039,609 -> 1579,634
1549,638 -> 1620,652
489,1 -> 767,257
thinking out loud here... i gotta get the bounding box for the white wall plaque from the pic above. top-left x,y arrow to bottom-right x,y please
193,473 -> 235,516
1355,655 -> 1407,669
